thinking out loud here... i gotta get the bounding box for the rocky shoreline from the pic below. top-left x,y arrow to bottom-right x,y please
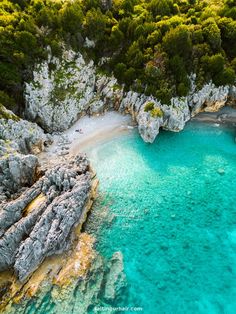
192,105 -> 236,125
24,49 -> 236,144
0,47 -> 236,312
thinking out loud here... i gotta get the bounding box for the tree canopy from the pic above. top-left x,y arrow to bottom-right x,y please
0,0 -> 235,109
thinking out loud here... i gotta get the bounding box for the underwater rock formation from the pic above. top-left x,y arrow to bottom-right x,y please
2,249 -> 127,314
0,154 -> 95,282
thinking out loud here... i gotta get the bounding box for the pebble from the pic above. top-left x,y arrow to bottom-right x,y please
217,168 -> 225,175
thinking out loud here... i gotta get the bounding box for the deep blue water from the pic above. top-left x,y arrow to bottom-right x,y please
86,122 -> 236,314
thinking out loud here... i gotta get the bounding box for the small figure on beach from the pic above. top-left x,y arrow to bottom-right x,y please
75,128 -> 83,134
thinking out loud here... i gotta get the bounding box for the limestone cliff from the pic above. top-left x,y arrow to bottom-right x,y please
24,50 -> 235,143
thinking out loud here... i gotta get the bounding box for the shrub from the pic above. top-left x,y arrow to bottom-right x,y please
150,107 -> 163,118
214,67 -> 236,86
144,101 -> 155,112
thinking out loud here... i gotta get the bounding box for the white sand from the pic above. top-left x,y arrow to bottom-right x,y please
39,111 -> 134,165
66,111 -> 133,153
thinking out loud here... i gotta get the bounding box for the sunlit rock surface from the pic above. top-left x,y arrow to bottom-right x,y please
24,48 -> 235,143
25,49 -> 122,132
0,106 -> 51,200
0,154 -> 94,282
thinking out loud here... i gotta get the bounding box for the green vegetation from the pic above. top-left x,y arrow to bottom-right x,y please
144,102 -> 163,117
0,103 -> 20,121
150,107 -> 164,118
144,102 -> 155,112
0,0 -> 236,110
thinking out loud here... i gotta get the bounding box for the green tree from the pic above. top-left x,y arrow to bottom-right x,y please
203,19 -> 221,52
60,3 -> 84,34
162,25 -> 192,59
149,0 -> 173,17
84,8 -> 108,41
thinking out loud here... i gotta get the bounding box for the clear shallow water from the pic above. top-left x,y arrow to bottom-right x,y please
7,122 -> 236,314
85,122 -> 236,314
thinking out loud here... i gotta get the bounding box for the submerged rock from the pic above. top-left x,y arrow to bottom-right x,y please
103,252 -> 127,302
0,154 -> 94,282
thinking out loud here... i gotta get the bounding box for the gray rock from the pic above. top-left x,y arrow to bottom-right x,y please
24,49 -> 124,133
137,104 -> 163,143
0,154 -> 92,282
0,153 -> 38,196
189,81 -> 229,116
0,114 -> 51,155
24,47 -> 236,143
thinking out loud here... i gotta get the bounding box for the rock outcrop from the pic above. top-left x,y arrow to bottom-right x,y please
188,78 -> 229,116
25,49 -> 122,132
0,106 -> 52,199
0,154 -> 95,282
120,92 -> 191,143
120,74 -> 233,142
24,50 -> 235,143
0,113 -> 51,155
0,152 -> 38,200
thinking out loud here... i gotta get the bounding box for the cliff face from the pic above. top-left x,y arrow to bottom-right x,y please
24,50 -> 235,143
24,49 -> 122,132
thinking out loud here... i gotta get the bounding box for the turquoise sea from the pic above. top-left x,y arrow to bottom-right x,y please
9,121 -> 236,314
85,121 -> 236,314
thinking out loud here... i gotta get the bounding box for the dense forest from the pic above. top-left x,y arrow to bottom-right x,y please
0,0 -> 236,111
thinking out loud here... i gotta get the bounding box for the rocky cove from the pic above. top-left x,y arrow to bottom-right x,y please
0,48 -> 236,313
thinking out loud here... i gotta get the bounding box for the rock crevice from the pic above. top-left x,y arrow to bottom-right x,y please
0,154 -> 96,282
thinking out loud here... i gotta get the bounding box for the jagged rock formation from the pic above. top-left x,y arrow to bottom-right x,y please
120,92 -> 191,142
0,107 -> 52,200
189,79 -> 229,116
25,49 -> 122,132
0,113 -> 51,155
0,152 -> 38,200
25,50 -> 235,143
3,249 -> 127,314
0,154 -> 94,282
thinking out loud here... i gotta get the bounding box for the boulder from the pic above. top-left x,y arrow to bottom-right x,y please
188,79 -> 229,115
103,252 -> 127,302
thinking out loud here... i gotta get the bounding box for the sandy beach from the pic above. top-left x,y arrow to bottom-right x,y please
39,106 -> 236,167
39,111 -> 134,166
